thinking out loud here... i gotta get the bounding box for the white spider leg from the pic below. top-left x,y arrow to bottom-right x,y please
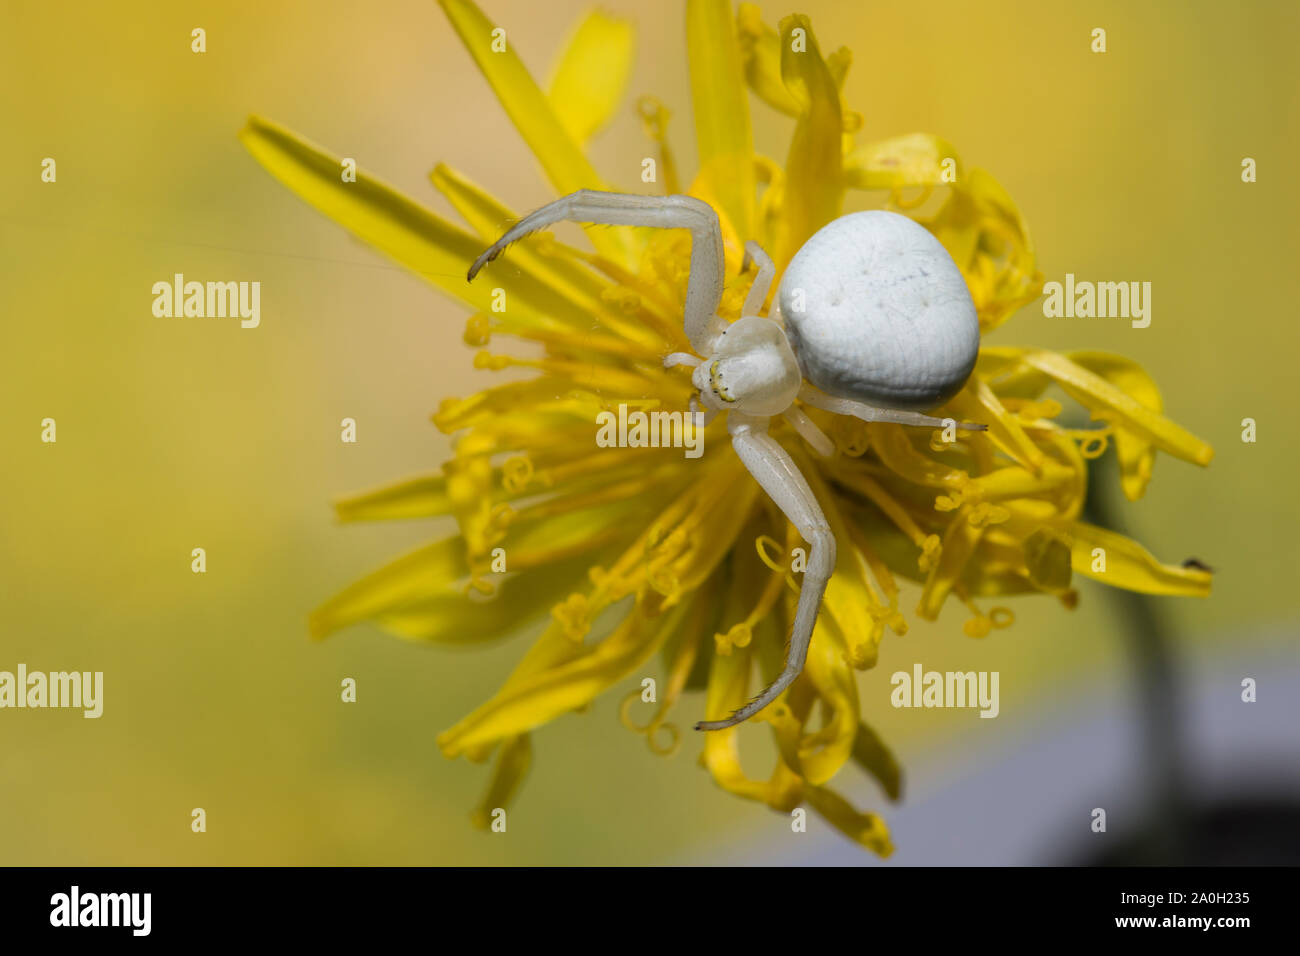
689,395 -> 719,426
783,405 -> 835,458
740,240 -> 776,318
664,351 -> 701,369
696,415 -> 835,732
798,384 -> 987,431
467,189 -> 727,354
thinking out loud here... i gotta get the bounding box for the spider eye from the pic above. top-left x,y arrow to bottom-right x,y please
708,360 -> 736,403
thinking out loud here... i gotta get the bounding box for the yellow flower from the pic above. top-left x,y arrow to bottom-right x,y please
239,0 -> 1213,855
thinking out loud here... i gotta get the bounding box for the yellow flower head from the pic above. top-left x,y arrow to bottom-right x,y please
239,0 -> 1213,855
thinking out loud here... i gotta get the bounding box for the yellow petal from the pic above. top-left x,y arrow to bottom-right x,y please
310,537 -> 468,639
830,466 -> 934,549
701,607 -> 782,804
547,10 -> 634,144
868,422 -> 970,491
844,132 -> 963,190
851,721 -> 903,801
470,734 -> 532,829
686,0 -> 755,240
429,163 -> 634,339
1021,527 -> 1074,593
923,185 -> 981,277
433,380 -> 597,433
437,0 -> 637,266
437,593 -> 688,756
370,552 -> 615,645
735,3 -> 800,116
635,96 -> 682,195
794,449 -> 891,669
503,494 -> 651,569
1066,351 -> 1164,500
334,473 -> 451,522
804,784 -> 893,856
1071,522 -> 1212,597
314,484 -> 652,641
918,503 -> 985,619
1019,349 -> 1214,467
774,15 -> 843,267
239,115 -> 580,334
946,377 -> 1045,474
969,458 -> 1077,505
794,611 -> 859,785
919,168 -> 1043,332
623,591 -> 711,751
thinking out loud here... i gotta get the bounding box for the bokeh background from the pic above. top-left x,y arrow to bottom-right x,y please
2,0 -> 1297,864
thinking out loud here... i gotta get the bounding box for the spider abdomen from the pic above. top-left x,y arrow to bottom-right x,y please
776,210 -> 980,411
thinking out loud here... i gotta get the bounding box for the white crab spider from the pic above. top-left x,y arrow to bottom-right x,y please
468,190 -> 985,732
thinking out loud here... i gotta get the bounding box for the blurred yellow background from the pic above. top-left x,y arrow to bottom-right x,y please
2,0 -> 1297,864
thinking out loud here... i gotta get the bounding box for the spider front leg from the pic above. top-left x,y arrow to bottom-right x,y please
696,413 -> 836,732
468,189 -> 727,355
663,352 -> 700,369
741,240 -> 776,318
782,404 -> 834,457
